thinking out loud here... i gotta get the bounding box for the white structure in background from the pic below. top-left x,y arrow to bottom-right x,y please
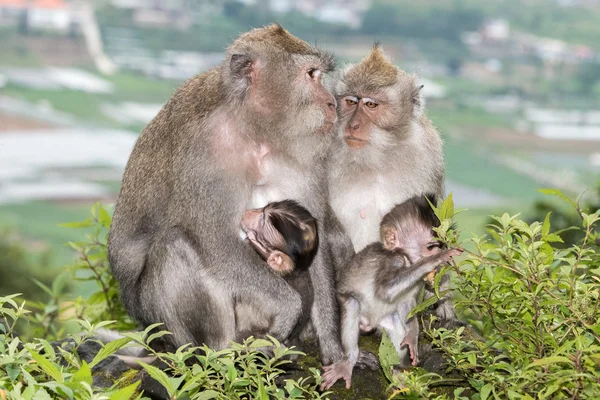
72,1 -> 118,75
524,108 -> 600,140
481,19 -> 510,41
0,0 -> 73,32
28,0 -> 71,31
250,0 -> 371,28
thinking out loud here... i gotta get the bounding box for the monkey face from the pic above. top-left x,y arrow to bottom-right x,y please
226,24 -> 337,139
339,96 -> 378,149
335,45 -> 426,151
240,207 -> 285,260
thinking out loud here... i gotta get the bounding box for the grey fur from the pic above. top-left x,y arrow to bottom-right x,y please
108,25 -> 342,364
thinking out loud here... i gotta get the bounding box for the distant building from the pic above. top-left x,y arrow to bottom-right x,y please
481,19 -> 510,41
525,108 -> 600,140
0,0 -> 72,32
252,0 -> 371,28
109,0 -> 223,29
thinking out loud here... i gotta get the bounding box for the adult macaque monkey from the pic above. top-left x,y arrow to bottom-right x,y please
327,45 -> 455,321
321,196 -> 462,390
108,25 -> 343,364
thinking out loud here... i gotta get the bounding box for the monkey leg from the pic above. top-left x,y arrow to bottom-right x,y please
380,312 -> 411,367
396,295 -> 419,366
138,228 -> 238,351
140,228 -> 302,352
400,318 -> 419,366
321,296 -> 360,390
425,271 -> 459,323
309,247 -> 344,365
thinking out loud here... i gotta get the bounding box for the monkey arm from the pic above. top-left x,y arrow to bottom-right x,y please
324,204 -> 355,274
308,242 -> 344,365
376,249 -> 457,303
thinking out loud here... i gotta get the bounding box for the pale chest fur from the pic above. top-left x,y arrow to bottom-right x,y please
330,173 -> 410,252
329,137 -> 443,252
248,155 -> 310,209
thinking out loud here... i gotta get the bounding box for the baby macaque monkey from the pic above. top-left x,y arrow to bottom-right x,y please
239,200 -> 318,340
321,195 -> 461,390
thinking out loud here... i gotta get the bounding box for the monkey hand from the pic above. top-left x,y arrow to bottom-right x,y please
440,247 -> 463,263
321,360 -> 353,391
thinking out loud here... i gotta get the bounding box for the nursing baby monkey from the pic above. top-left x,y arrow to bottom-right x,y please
239,200 -> 318,343
321,195 -> 462,390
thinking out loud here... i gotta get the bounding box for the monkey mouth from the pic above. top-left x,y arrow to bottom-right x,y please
344,136 -> 366,149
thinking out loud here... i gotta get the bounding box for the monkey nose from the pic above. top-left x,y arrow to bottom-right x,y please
351,122 -> 360,130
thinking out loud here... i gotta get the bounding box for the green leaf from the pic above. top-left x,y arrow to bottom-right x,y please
249,339 -> 275,349
545,234 -> 564,243
138,361 -> 175,394
438,193 -> 455,220
33,388 -> 52,400
89,337 -> 133,368
98,204 -> 112,229
194,390 -> 220,399
528,356 -> 572,367
407,290 -> 450,319
58,220 -> 94,229
109,381 -> 141,400
379,329 -> 400,383
538,188 -> 578,209
28,349 -> 63,383
71,361 -> 92,385
480,383 -> 493,400
32,279 -> 54,298
542,212 -> 551,238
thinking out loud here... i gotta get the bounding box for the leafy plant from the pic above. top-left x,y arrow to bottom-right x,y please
60,203 -> 132,329
382,189 -> 600,399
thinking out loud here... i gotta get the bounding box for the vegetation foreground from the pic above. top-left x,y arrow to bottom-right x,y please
0,189 -> 599,399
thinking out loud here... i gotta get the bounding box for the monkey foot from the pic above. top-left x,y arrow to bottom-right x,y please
401,339 -> 419,366
321,360 -> 353,390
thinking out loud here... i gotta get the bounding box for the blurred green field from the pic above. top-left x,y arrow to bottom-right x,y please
2,72 -> 179,129
0,201 -> 97,267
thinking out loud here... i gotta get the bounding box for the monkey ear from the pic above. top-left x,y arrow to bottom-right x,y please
413,84 -> 425,117
230,53 -> 258,88
267,251 -> 294,275
381,226 -> 398,251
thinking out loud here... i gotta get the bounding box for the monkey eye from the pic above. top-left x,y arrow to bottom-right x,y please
427,242 -> 441,251
364,100 -> 378,109
307,68 -> 320,79
344,97 -> 358,106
